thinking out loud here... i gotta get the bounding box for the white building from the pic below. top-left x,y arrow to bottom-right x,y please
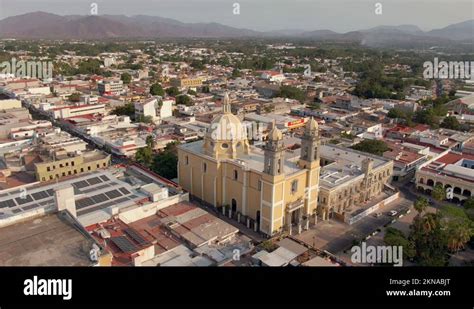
260,71 -> 286,83
98,80 -> 123,96
103,57 -> 116,67
159,99 -> 174,119
135,98 -> 157,121
135,98 -> 174,123
51,104 -> 106,119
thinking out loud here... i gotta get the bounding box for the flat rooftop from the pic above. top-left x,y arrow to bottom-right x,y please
421,151 -> 474,183
0,169 -> 148,225
88,201 -> 242,266
319,145 -> 390,189
0,212 -> 94,266
157,201 -> 239,248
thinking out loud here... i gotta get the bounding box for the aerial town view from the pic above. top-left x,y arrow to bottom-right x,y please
0,0 -> 473,305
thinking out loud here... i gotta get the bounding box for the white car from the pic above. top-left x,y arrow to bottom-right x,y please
389,210 -> 398,217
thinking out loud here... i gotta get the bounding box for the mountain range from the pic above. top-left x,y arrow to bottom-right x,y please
0,12 -> 473,47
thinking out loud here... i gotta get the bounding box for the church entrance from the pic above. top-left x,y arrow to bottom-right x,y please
291,208 -> 300,225
231,199 -> 237,212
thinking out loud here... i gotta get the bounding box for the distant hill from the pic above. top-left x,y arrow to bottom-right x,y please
0,11 -> 261,39
0,11 -> 472,47
427,20 -> 474,41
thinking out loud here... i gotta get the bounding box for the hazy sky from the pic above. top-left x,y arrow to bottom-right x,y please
0,0 -> 472,32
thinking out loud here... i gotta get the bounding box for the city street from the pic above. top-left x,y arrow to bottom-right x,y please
295,196 -> 413,255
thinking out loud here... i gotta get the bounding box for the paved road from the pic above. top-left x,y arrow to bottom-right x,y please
395,180 -> 459,211
296,196 -> 413,255
28,104 -> 131,165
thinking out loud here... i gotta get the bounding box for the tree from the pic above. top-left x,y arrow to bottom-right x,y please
415,109 -> 439,127
135,146 -> 153,167
137,115 -> 154,124
176,94 -> 192,106
165,86 -> 180,97
146,135 -> 155,149
201,85 -> 210,93
463,198 -> 474,210
414,197 -> 429,214
340,132 -> 355,140
350,140 -> 390,156
68,92 -> 81,102
351,61 -> 407,100
110,103 -> 135,117
414,103 -> 448,128
150,83 -> 165,96
446,221 -> 472,252
190,60 -> 206,70
432,184 -> 446,201
278,85 -> 306,102
120,72 -> 132,84
387,108 -> 407,119
384,227 -> 415,260
307,102 -> 321,110
163,141 -> 179,155
387,108 -> 413,125
231,68 -> 242,78
151,144 -> 178,180
439,205 -> 474,253
440,116 -> 461,131
75,59 -> 103,75
410,213 -> 448,266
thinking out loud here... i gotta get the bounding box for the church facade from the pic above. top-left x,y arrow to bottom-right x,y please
177,93 -> 321,236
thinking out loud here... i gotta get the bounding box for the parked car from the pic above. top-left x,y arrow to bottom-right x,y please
373,213 -> 382,218
389,210 -> 398,217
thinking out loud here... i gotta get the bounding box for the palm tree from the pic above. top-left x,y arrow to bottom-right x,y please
447,221 -> 473,252
414,197 -> 429,214
421,213 -> 438,234
432,184 -> 446,202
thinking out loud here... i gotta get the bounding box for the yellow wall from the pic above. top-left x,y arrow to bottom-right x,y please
178,145 -> 320,236
35,155 -> 111,182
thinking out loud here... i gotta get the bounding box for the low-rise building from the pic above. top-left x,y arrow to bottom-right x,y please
260,70 -> 286,83
383,142 -> 428,181
171,77 -> 203,88
0,165 -> 188,228
0,211 -> 110,266
415,151 -> 474,203
0,99 -> 22,109
87,201 -> 252,266
135,98 -> 157,121
318,145 -> 394,223
51,104 -> 106,119
98,80 -> 124,96
34,149 -> 110,182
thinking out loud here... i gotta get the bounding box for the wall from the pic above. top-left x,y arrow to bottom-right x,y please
0,99 -> 22,110
118,193 -> 189,224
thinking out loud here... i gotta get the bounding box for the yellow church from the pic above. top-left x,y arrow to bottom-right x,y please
177,93 -> 321,236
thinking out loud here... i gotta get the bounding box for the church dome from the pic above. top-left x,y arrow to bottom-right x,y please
203,92 -> 250,159
207,112 -> 246,141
